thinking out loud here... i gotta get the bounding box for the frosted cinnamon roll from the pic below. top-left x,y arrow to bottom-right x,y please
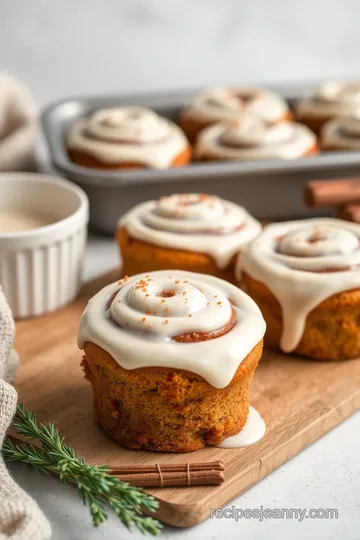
116,193 -> 262,282
238,218 -> 360,360
180,87 -> 292,142
321,114 -> 360,151
78,270 -> 266,452
195,116 -> 317,161
67,106 -> 191,169
295,81 -> 360,135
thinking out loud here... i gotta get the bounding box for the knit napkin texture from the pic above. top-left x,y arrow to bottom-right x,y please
0,287 -> 51,539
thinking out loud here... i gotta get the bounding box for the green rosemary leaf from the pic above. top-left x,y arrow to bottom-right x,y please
3,404 -> 162,535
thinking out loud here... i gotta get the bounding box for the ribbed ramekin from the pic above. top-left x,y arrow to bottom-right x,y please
0,173 -> 89,318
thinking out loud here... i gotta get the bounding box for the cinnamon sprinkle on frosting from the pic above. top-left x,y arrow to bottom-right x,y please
78,269 -> 266,388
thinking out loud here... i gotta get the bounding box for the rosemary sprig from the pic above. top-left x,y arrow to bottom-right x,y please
2,404 -> 162,535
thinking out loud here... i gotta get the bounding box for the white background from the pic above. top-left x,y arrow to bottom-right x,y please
2,1 -> 360,539
2,0 -> 360,106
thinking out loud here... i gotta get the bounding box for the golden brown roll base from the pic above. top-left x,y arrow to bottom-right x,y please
82,340 -> 263,452
116,226 -> 237,283
242,271 -> 360,360
180,110 -> 293,143
293,113 -> 329,136
67,146 -> 192,169
196,144 -> 319,162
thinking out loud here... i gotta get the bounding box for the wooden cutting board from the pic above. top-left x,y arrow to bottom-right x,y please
13,270 -> 360,528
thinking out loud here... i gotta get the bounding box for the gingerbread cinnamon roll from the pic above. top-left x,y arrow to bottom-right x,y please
238,218 -> 360,360
295,81 -> 360,135
117,193 -> 261,282
67,106 -> 191,169
180,87 -> 291,142
78,270 -> 266,452
321,114 -> 360,151
195,116 -> 317,161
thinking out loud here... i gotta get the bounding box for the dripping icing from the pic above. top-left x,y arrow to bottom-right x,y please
240,218 -> 360,352
218,407 -> 266,448
78,270 -> 266,388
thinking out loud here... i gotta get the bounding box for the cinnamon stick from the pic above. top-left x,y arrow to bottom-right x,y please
108,461 -> 225,487
305,179 -> 360,207
337,202 -> 360,223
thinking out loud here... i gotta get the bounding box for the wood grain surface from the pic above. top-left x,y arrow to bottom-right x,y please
13,270 -> 360,527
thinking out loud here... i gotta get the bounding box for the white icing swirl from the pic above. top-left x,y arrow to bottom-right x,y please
321,114 -> 360,150
67,106 -> 189,168
277,226 -> 358,258
195,118 -> 316,160
78,270 -> 266,388
120,194 -> 262,269
110,275 -> 231,336
87,107 -> 169,143
183,87 -> 289,125
296,81 -> 360,119
240,218 -> 360,353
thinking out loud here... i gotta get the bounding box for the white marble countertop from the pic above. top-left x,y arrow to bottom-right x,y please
9,235 -> 360,540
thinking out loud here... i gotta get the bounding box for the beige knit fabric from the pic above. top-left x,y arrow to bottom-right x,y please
0,287 -> 51,539
0,73 -> 37,172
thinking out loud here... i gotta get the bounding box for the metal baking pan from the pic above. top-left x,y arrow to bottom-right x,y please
41,83 -> 360,235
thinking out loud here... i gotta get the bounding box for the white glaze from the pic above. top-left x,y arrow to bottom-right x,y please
183,87 -> 289,124
296,81 -> 360,119
218,406 -> 266,448
119,194 -> 262,269
78,270 -> 266,388
195,118 -> 316,160
321,114 -> 360,149
67,106 -> 189,169
239,218 -> 360,353
0,209 -> 56,232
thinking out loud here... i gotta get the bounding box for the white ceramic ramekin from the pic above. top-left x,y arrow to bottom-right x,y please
0,173 -> 89,318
